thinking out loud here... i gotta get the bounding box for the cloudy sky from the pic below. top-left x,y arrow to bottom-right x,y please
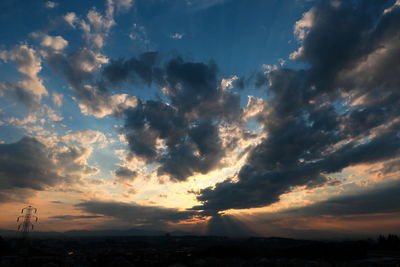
0,0 -> 399,238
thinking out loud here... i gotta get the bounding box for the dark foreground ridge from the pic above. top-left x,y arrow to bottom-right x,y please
1,234 -> 400,266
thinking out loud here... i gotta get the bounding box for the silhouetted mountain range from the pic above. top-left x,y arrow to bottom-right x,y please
0,228 -> 196,238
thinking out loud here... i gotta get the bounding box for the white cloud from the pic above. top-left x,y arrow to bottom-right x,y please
294,9 -> 314,40
220,76 -> 238,90
54,145 -> 99,180
113,0 -> 134,12
64,12 -> 78,28
6,116 -> 37,126
40,35 -> 68,51
243,96 -> 266,121
384,0 -> 400,14
74,0 -> 133,49
170,33 -> 184,39
77,91 -> 138,118
87,9 -> 114,32
0,45 -> 41,81
83,6 -> 114,49
51,0 -> 134,118
0,45 -> 47,104
52,93 -> 63,107
43,105 -> 64,122
62,130 -> 109,148
290,9 -> 315,60
261,59 -> 285,72
6,105 -> 63,128
69,48 -> 109,73
45,1 -> 58,9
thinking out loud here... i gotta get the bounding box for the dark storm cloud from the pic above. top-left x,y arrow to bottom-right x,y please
288,180 -> 400,217
0,137 -> 63,202
292,2 -> 373,92
231,76 -> 247,90
380,159 -> 400,174
0,137 -> 61,190
249,179 -> 400,234
0,136 -> 100,203
198,126 -> 400,212
50,200 -> 64,204
124,102 -> 227,181
121,57 -> 242,181
0,189 -> 36,204
162,57 -> 240,121
76,200 -> 199,225
45,48 -> 92,89
168,58 -> 241,122
194,0 -> 400,213
114,166 -> 137,181
47,46 -> 242,180
157,120 -> 225,180
124,100 -> 186,161
102,51 -> 161,86
111,56 -> 241,120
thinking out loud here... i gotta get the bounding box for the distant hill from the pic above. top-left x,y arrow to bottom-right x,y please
0,228 -> 195,238
63,228 -> 169,237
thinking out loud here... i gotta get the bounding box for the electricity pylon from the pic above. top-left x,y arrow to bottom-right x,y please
17,205 -> 38,239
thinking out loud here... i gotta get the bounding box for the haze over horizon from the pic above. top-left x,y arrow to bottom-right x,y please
0,0 -> 399,239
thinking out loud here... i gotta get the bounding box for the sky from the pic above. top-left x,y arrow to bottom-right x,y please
0,0 -> 399,239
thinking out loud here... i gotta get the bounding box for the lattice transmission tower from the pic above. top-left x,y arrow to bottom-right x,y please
17,205 -> 38,239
